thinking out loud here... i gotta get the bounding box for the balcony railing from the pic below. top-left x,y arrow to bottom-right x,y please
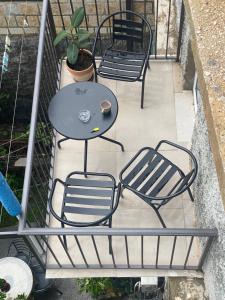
1,0 -> 218,275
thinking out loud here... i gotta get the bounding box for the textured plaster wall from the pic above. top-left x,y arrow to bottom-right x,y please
192,90 -> 225,300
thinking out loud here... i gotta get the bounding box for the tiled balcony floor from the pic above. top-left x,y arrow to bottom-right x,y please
47,61 -> 199,278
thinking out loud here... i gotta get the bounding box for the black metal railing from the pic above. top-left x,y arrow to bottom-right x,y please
9,0 -> 217,274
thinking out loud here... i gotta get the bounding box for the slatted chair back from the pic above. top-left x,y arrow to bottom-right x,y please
112,15 -> 144,49
93,11 -> 152,57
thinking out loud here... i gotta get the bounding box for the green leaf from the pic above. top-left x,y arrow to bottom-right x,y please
71,7 -> 85,28
67,42 -> 79,65
53,30 -> 68,46
78,28 -> 91,43
79,41 -> 90,49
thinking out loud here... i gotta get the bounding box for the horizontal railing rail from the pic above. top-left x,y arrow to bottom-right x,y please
20,227 -> 217,271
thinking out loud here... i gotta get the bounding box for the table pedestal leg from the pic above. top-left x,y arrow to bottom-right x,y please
99,136 -> 124,152
58,137 -> 69,149
84,140 -> 88,175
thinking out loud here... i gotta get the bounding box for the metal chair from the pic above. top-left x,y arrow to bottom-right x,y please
92,10 -> 153,109
49,171 -> 121,249
119,140 -> 198,228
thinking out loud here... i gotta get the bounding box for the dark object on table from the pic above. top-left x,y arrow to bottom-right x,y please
100,100 -> 111,115
49,172 -> 121,252
48,82 -> 124,173
92,10 -> 153,109
119,140 -> 198,228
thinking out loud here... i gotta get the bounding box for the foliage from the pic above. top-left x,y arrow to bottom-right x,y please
0,292 -> 6,300
0,279 -> 5,290
0,91 -> 10,113
14,294 -> 28,300
54,7 -> 91,65
77,277 -> 133,299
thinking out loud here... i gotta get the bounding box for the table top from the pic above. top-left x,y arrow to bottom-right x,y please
0,257 -> 33,298
48,82 -> 118,140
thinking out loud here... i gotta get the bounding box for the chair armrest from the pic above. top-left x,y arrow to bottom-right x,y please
155,140 -> 198,171
48,178 -> 66,216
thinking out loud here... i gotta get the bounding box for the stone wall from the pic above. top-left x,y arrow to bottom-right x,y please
175,0 -> 195,89
0,34 -> 39,123
191,88 -> 225,300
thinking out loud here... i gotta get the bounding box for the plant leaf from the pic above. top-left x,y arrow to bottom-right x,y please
79,41 -> 90,49
67,42 -> 79,65
78,28 -> 91,43
71,7 -> 85,28
53,30 -> 68,46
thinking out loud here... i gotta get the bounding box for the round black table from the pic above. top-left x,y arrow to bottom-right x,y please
48,82 -> 124,172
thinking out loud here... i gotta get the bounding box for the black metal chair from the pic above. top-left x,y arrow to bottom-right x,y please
92,10 -> 153,109
49,171 -> 121,249
119,140 -> 198,228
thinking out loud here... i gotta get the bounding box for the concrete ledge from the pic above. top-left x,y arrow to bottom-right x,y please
184,0 -> 225,208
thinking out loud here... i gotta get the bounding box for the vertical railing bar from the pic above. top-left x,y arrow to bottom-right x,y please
81,0 -> 89,31
109,235 -> 116,268
170,235 -> 177,268
57,235 -> 76,267
156,235 -> 160,268
125,235 -> 130,268
74,235 -> 89,268
46,18 -> 60,73
41,50 -> 56,98
33,144 -> 52,180
56,0 -> 65,30
33,147 -> 51,184
30,174 -> 49,218
43,35 -> 58,93
30,176 -> 49,225
165,0 -> 171,58
23,236 -> 46,271
36,114 -> 54,159
176,0 -> 185,62
184,236 -> 194,269
40,235 -> 62,267
94,0 -> 100,29
144,0 -> 147,20
107,0 -> 112,35
141,235 -> 144,268
26,221 -> 46,253
69,0 -> 74,14
27,203 -> 43,228
197,236 -> 215,270
155,0 -> 159,58
119,0 -> 122,12
91,235 -> 102,268
45,17 -> 59,79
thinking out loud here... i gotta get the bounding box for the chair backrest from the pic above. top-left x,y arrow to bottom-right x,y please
113,15 -> 144,47
93,10 -> 152,57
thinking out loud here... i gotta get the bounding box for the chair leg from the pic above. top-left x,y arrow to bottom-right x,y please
152,206 -> 167,228
61,223 -> 67,249
187,188 -> 194,202
147,60 -> 150,70
108,218 -> 112,255
141,79 -> 145,109
95,72 -> 98,83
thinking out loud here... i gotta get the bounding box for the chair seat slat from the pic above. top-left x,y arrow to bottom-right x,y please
113,26 -> 142,36
98,66 -> 140,79
65,187 -> 113,197
66,178 -> 114,188
113,34 -> 142,43
103,54 -> 143,66
131,155 -> 162,189
123,149 -> 155,184
64,196 -> 112,207
106,49 -> 146,60
101,60 -> 142,72
149,166 -> 178,197
140,161 -> 170,194
63,206 -> 111,216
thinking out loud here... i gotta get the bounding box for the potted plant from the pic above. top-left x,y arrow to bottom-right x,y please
54,7 -> 93,82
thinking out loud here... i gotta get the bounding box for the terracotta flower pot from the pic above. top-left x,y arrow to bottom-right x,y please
66,49 -> 94,82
